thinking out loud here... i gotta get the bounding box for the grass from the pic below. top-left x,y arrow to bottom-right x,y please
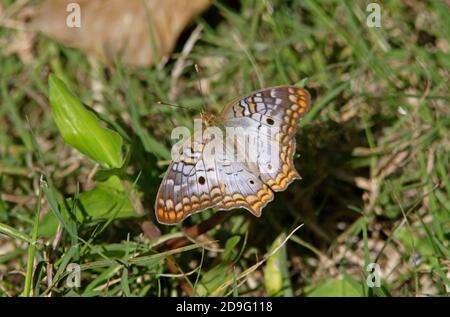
0,0 -> 449,297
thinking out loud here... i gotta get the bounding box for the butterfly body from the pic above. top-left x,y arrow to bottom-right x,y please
155,86 -> 311,224
199,110 -> 218,127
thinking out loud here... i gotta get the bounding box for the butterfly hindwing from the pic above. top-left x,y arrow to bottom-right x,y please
155,135 -> 273,224
215,160 -> 274,217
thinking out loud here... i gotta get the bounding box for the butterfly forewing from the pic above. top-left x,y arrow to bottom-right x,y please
221,86 -> 310,191
155,136 -> 220,224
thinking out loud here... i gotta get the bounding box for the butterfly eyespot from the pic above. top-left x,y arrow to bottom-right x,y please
198,176 -> 206,185
267,164 -> 272,170
266,118 -> 275,125
249,180 -> 255,185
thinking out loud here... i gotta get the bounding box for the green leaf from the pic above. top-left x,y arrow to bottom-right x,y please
264,233 -> 293,296
38,210 -> 59,238
48,74 -> 123,168
196,236 -> 242,296
306,278 -> 363,297
0,222 -> 33,245
39,176 -> 140,237
64,175 -> 140,222
223,236 -> 241,261
41,178 -> 78,241
195,263 -> 229,296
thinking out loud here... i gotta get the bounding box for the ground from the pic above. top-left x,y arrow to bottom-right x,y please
0,0 -> 449,297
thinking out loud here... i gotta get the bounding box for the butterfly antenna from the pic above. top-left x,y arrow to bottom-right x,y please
195,64 -> 207,114
157,100 -> 191,111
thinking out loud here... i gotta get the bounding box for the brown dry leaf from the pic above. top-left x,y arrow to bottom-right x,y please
141,220 -> 161,240
32,0 -> 211,66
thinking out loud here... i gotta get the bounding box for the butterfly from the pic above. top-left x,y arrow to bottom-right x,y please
155,86 -> 311,225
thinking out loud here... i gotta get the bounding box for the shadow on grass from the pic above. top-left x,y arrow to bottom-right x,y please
246,118 -> 370,252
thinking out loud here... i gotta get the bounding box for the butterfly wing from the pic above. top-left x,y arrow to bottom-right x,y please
220,86 -> 311,191
155,86 -> 310,225
155,134 -> 273,224
155,135 -> 219,224
214,160 -> 274,217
